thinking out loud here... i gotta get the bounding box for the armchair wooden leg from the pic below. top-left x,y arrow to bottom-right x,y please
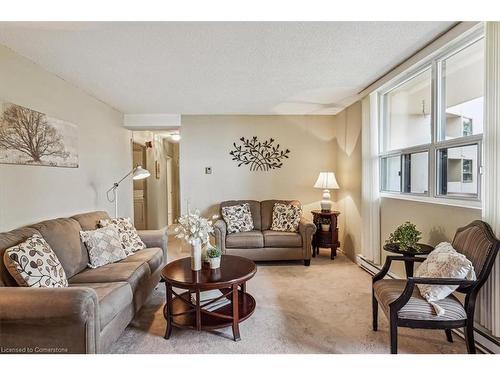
464,320 -> 476,354
445,329 -> 453,343
389,318 -> 398,354
304,259 -> 311,266
372,292 -> 378,331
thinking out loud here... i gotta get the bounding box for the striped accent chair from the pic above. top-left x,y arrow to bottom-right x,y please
372,221 -> 499,354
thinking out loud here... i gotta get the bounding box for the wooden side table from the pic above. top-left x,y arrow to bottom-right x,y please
383,243 -> 434,277
311,210 -> 340,260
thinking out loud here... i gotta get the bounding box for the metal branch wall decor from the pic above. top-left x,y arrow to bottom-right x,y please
229,136 -> 290,171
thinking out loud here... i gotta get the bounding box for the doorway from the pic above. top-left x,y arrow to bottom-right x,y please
132,142 -> 148,230
131,131 -> 180,230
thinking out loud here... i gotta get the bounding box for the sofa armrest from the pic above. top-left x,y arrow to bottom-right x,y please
299,218 -> 316,259
137,227 -> 168,263
0,286 -> 99,353
213,219 -> 227,252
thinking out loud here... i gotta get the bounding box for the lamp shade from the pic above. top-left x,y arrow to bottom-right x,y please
132,166 -> 151,180
314,172 -> 339,189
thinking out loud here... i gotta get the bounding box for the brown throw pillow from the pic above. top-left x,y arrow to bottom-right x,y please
3,234 -> 68,287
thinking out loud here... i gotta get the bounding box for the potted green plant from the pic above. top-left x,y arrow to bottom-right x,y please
207,246 -> 222,269
386,221 -> 422,252
319,217 -> 330,232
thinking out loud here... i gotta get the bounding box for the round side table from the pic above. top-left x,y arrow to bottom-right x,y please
161,255 -> 257,341
383,243 -> 434,277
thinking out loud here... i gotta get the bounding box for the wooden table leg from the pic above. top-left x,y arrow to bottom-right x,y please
232,284 -> 241,341
195,289 -> 201,331
404,259 -> 414,277
164,282 -> 173,339
331,246 -> 337,260
241,282 -> 246,293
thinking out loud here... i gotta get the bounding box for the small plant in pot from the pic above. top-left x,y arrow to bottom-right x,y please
319,217 -> 330,232
386,221 -> 422,252
207,246 -> 222,269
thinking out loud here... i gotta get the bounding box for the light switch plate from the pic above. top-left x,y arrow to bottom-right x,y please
205,167 -> 212,174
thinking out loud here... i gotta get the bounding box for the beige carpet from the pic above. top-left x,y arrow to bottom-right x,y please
110,238 -> 467,354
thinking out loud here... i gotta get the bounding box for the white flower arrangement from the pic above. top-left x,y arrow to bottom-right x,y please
174,209 -> 217,245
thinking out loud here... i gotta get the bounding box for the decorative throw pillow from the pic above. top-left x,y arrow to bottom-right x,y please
271,203 -> 302,232
80,226 -> 127,268
415,242 -> 476,316
99,217 -> 146,255
3,234 -> 68,287
221,203 -> 255,234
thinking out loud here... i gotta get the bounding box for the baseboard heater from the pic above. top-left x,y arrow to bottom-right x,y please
356,254 -> 500,354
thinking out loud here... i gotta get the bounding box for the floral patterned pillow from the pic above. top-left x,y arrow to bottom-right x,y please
99,217 -> 146,255
3,234 -> 68,287
416,242 -> 476,316
221,203 -> 255,234
271,203 -> 302,232
80,226 -> 128,268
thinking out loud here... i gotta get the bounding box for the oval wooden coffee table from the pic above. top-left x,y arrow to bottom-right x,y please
161,255 -> 257,341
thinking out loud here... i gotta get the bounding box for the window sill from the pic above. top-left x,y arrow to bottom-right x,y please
379,192 -> 482,210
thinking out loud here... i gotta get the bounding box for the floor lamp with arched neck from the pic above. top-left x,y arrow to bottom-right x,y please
106,166 -> 151,218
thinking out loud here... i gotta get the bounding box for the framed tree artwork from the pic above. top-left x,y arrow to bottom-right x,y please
0,101 -> 78,168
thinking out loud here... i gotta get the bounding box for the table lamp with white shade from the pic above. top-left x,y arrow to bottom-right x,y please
106,166 -> 151,218
314,172 -> 339,212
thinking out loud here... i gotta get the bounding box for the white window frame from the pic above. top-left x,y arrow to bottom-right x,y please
378,26 -> 484,206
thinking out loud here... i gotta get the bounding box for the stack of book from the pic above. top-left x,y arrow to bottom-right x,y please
191,289 -> 231,312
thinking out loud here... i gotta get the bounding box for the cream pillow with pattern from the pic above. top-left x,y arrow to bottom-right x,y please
4,234 -> 68,287
99,217 -> 146,255
271,203 -> 302,232
415,242 -> 476,316
80,226 -> 127,268
221,203 -> 255,234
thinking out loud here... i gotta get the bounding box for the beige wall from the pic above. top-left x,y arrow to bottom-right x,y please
0,44 -> 132,231
180,115 -> 337,219
333,102 -> 362,261
380,197 -> 481,276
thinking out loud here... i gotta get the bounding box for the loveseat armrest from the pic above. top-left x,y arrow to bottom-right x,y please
0,286 -> 99,353
299,218 -> 316,260
137,227 -> 168,262
213,219 -> 227,252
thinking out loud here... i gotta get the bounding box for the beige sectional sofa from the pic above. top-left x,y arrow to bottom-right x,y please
0,211 -> 167,354
214,200 -> 316,266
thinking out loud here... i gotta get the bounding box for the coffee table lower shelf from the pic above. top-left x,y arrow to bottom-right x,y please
163,289 -> 256,339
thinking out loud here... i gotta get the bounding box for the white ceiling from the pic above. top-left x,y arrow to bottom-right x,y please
0,22 -> 456,115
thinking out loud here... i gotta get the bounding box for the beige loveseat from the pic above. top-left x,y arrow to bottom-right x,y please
214,200 -> 316,266
0,211 -> 167,354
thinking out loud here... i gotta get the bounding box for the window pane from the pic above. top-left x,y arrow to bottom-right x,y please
437,144 -> 478,197
382,68 -> 432,151
402,152 -> 428,194
442,39 -> 484,140
381,156 -> 401,192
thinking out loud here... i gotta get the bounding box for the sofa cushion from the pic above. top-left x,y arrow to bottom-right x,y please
221,200 -> 261,230
99,217 -> 146,255
374,279 -> 467,321
30,218 -> 89,278
263,230 -> 302,248
221,203 -> 255,234
4,234 -> 68,287
270,203 -> 302,232
261,200 -> 301,230
69,282 -> 133,330
72,211 -> 110,231
68,261 -> 150,294
226,230 -> 264,249
0,226 -> 41,286
121,248 -> 163,274
80,226 -> 128,269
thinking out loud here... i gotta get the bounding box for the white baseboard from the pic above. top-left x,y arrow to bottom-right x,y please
356,254 -> 499,354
